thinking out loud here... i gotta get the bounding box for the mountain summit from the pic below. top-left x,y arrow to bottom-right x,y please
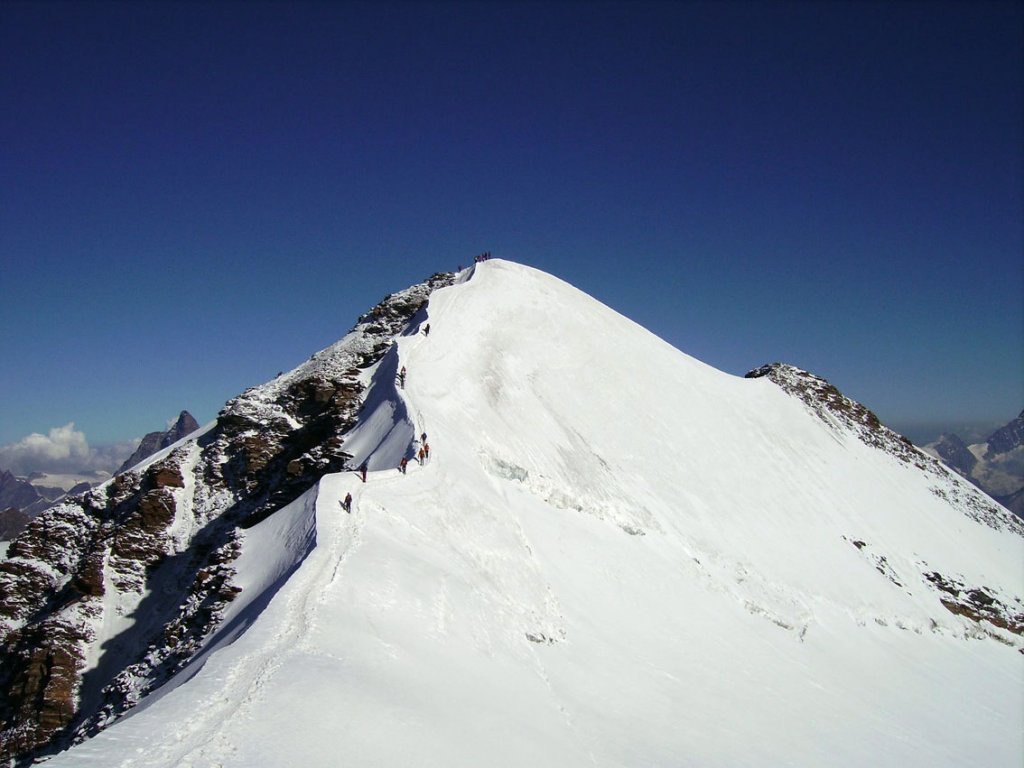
115,411 -> 201,475
2,260 -> 1021,767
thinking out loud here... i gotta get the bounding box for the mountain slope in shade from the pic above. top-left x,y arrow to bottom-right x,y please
987,410 -> 1024,456
0,470 -> 48,520
11,260 -> 1024,767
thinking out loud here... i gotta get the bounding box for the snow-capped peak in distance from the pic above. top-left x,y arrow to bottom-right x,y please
923,410 -> 1024,517
3,259 -> 1022,767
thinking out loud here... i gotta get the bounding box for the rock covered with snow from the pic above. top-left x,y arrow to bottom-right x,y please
0,271 -> 454,762
4,260 -> 1024,767
745,362 -> 1023,537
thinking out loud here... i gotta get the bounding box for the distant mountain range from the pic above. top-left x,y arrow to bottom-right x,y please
0,470 -> 51,518
0,470 -> 81,540
924,411 -> 1024,517
0,412 -> 199,541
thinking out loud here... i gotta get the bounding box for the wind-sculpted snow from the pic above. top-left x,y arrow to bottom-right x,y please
11,260 -> 1024,767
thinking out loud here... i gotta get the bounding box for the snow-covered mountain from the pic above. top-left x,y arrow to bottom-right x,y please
925,412 -> 1024,517
2,260 -> 1021,767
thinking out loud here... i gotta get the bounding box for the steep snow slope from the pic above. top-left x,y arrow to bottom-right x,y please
47,260 -> 1023,767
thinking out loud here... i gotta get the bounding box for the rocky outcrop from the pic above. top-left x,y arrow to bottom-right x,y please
923,571 -> 1024,637
116,411 -> 201,474
0,271 -> 454,763
745,363 -> 1024,537
745,364 -> 920,461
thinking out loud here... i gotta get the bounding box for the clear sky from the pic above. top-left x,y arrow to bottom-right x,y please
1,0 -> 1021,467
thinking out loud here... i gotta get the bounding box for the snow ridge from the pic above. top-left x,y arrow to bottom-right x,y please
0,270 -> 455,763
7,260 -> 1024,767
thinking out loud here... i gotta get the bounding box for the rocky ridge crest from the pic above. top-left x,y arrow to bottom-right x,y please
745,363 -> 1022,537
0,271 -> 454,763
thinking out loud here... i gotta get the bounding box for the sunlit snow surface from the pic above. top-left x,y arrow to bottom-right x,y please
50,261 -> 1023,767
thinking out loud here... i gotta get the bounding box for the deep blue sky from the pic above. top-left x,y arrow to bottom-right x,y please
1,0 -> 1021,460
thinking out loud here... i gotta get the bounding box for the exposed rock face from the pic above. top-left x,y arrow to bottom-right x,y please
116,411 -> 202,474
923,571 -> 1024,636
931,433 -> 977,476
0,272 -> 454,763
745,363 -> 919,461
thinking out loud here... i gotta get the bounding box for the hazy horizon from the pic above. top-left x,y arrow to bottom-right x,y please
2,1 -> 1021,451
1,387 -> 1017,480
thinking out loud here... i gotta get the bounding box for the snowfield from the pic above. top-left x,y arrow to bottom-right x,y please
46,260 -> 1023,767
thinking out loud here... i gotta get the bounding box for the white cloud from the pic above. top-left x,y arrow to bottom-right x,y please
0,423 -> 135,477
